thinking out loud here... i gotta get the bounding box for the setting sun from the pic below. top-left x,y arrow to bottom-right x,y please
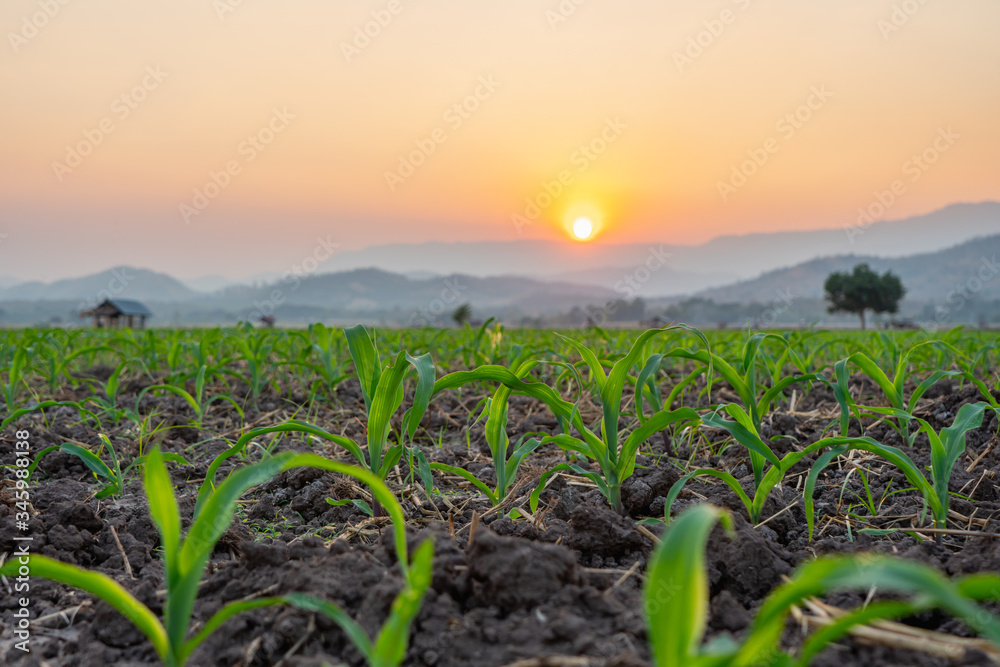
572,217 -> 594,240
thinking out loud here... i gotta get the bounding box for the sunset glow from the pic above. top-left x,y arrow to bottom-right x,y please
1,1 -> 998,280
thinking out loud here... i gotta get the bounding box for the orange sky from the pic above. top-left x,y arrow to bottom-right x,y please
1,0 -> 998,280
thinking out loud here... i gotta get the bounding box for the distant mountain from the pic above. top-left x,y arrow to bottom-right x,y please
182,274 -> 237,293
546,264 -> 735,296
318,202 -> 999,296
0,265 -> 618,326
697,234 -> 1000,304
1,201 -> 997,327
0,266 -> 199,304
198,268 -> 616,321
0,276 -> 19,289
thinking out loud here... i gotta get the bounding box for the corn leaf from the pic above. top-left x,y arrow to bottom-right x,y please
372,540 -> 435,667
645,504 -> 732,667
0,555 -> 168,661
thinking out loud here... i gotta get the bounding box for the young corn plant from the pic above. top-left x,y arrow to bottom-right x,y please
841,339 -> 961,446
2,346 -> 28,416
646,504 -> 1000,667
344,325 -> 435,505
233,329 -> 274,409
83,359 -> 134,425
665,333 -> 821,489
804,401 -> 990,539
136,365 -> 245,428
302,322 -> 350,395
522,327 -> 707,514
30,341 -> 114,395
429,354 -> 541,506
30,434 -> 125,498
1,399 -> 99,430
195,420 -> 370,517
28,434 -> 188,498
664,404 -> 877,525
1,448 -> 433,667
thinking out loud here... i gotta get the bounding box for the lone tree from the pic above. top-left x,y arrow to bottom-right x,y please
824,263 -> 905,329
451,303 -> 472,327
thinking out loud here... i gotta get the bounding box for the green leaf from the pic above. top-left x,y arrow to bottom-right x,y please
352,499 -> 374,516
665,469 -> 753,524
429,462 -> 499,505
804,445 -> 848,541
284,593 -> 374,661
372,539 -> 435,667
402,352 -> 435,441
60,442 -> 116,481
646,504 -> 733,667
851,352 -> 902,409
557,333 -> 608,392
144,448 -> 182,600
618,407 -> 700,480
702,407 -> 781,477
345,324 -> 380,413
367,351 -> 410,474
634,353 -> 665,424
502,436 -> 541,499
0,555 -> 168,662
180,596 -> 295,664
737,555 -> 1000,665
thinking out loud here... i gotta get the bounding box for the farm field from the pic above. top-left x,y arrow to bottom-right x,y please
2,323 -> 1000,667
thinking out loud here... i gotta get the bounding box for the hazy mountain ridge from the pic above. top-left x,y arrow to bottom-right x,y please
199,268 -> 617,320
0,267 -> 199,303
1,202 -> 997,326
313,202 -> 1000,295
697,234 -> 1000,304
0,268 -> 617,326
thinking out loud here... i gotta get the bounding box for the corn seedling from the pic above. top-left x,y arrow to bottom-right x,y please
666,333 -> 820,488
646,504 -> 1000,666
1,399 -> 98,430
29,434 -> 125,498
844,339 -> 961,445
303,322 -> 350,394
805,401 -> 989,538
30,341 -> 114,394
430,354 -> 541,506
28,434 -> 188,497
1,447 -> 432,667
233,328 -> 274,409
527,327 -> 707,513
195,419 -> 369,517
344,325 -> 435,503
2,346 -> 28,416
665,404 -> 878,524
136,364 -> 245,428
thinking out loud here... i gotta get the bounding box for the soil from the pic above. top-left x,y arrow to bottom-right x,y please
2,371 -> 1000,666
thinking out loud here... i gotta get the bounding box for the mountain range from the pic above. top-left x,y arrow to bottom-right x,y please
696,233 -> 1000,304
0,201 -> 997,326
290,201 -> 1000,297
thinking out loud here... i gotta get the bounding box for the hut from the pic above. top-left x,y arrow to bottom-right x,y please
80,298 -> 152,328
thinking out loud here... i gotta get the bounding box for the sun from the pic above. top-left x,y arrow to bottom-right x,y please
572,217 -> 594,240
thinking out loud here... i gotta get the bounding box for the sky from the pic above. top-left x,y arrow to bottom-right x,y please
1,0 -> 998,281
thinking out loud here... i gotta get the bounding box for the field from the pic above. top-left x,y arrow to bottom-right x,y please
2,323 -> 1000,667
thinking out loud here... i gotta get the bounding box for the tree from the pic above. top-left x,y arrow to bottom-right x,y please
824,263 -> 905,329
451,303 -> 472,327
